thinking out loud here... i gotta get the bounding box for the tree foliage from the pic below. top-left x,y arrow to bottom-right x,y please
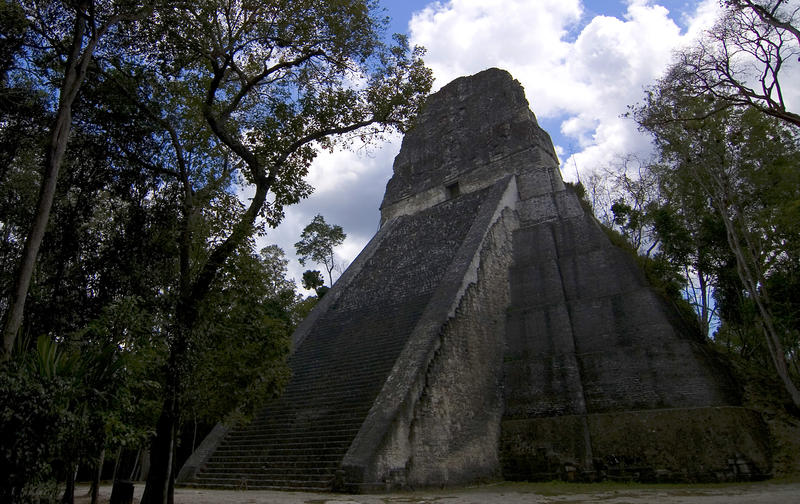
302,269 -> 325,292
0,0 -> 432,502
631,67 -> 800,408
590,1 -> 800,412
295,214 -> 347,286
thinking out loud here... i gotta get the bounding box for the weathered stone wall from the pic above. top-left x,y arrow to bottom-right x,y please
282,187 -> 493,432
505,205 -> 741,417
402,207 -> 518,487
335,188 -> 490,311
341,178 -> 519,490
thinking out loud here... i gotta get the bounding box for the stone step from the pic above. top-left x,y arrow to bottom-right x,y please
242,412 -> 367,427
192,478 -> 335,490
238,420 -> 364,435
198,464 -> 337,475
213,442 -> 351,456
197,464 -> 335,475
200,464 -> 337,476
282,383 -> 383,395
222,432 -> 357,444
225,432 -> 360,445
214,447 -> 343,457
290,347 -> 402,365
197,468 -> 336,479
220,434 -> 355,445
262,386 -> 378,399
189,476 -> 333,490
223,432 -> 358,446
289,348 -> 402,368
199,464 -> 338,475
204,454 -> 342,464
231,414 -> 365,427
206,452 -> 342,463
255,397 -> 374,410
285,372 -> 393,391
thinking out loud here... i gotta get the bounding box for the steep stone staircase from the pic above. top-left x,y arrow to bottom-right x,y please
186,301 -> 426,490
185,191 -> 488,491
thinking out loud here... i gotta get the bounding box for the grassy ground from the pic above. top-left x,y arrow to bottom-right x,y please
470,477 -> 800,495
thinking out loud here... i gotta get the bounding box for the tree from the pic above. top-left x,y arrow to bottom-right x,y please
181,243 -> 295,427
2,0 -> 152,358
114,3 -> 432,503
295,214 -> 347,286
634,74 -> 800,408
0,1 -> 26,84
671,0 -> 800,128
1,321 -> 161,504
598,155 -> 661,255
1,2 -> 431,500
649,198 -> 731,339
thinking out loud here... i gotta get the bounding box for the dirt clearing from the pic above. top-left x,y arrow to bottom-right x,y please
74,480 -> 800,504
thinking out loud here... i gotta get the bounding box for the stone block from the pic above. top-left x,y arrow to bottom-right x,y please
551,213 -> 607,255
501,407 -> 771,482
554,189 -> 585,219
518,194 -> 558,223
509,259 -> 565,308
557,247 -> 644,301
517,164 -> 556,199
511,224 -> 558,265
504,352 -> 586,418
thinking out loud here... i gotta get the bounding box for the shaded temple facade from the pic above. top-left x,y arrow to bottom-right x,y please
179,69 -> 769,491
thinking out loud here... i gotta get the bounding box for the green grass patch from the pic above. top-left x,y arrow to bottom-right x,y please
458,478 -> 800,496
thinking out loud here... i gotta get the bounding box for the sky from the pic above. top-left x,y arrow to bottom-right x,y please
265,0 -> 725,293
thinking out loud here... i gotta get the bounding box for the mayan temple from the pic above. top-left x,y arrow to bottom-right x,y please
178,68 -> 770,491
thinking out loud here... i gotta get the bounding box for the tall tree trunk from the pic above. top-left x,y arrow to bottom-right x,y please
192,415 -> 198,452
91,447 -> 105,504
0,1 -> 141,358
2,81 -> 75,357
698,268 -> 710,339
141,309 -> 190,504
140,87 -> 200,504
111,447 -> 122,483
140,381 -> 178,504
61,462 -> 77,504
129,447 -> 142,481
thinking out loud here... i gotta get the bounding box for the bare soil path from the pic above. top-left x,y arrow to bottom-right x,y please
76,480 -> 800,504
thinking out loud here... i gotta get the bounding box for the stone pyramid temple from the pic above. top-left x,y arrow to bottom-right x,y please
178,68 -> 770,491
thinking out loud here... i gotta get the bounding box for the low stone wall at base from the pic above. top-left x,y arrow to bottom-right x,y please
501,406 -> 771,483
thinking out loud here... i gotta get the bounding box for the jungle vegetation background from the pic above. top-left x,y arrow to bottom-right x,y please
0,0 -> 431,503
